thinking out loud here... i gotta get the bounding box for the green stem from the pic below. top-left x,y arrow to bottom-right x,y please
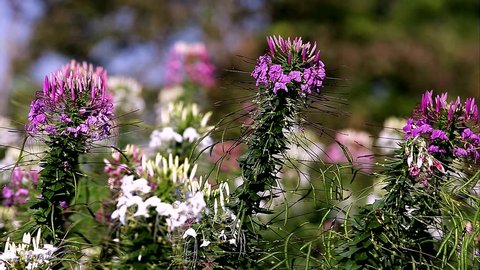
30,135 -> 85,243
234,89 -> 305,242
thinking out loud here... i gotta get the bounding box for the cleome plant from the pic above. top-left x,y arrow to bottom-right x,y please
0,36 -> 478,270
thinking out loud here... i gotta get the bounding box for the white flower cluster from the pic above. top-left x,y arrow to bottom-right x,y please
0,229 -> 57,270
111,154 -> 207,232
149,127 -> 206,147
190,180 -> 242,247
149,102 -> 213,153
108,76 -> 145,113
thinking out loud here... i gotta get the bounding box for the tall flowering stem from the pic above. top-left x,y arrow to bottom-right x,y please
235,36 -> 326,237
336,91 -> 479,268
26,60 -> 115,242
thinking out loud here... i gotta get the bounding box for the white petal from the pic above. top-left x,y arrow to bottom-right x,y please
200,240 -> 211,247
182,228 -> 197,239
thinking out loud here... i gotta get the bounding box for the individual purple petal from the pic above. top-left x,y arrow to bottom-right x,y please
435,92 -> 448,112
465,98 -> 478,122
428,145 -> 446,154
44,125 -> 58,135
289,71 -> 302,82
268,64 -> 283,82
421,90 -> 433,112
14,188 -> 29,204
59,201 -> 69,209
431,129 -> 448,141
453,147 -> 468,157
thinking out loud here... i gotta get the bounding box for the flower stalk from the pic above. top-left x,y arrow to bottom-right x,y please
26,60 -> 115,242
234,35 -> 326,235
336,90 -> 479,268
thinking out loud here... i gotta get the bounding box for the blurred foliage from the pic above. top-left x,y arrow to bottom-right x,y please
7,0 -> 478,143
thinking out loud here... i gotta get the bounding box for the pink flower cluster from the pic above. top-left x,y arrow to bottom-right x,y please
251,36 -> 326,95
26,60 -> 115,140
165,42 -> 215,88
403,90 -> 479,162
104,145 -> 144,189
325,129 -> 374,173
2,167 -> 38,207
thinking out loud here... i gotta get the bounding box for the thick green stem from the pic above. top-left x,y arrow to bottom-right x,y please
30,135 -> 85,243
236,90 -> 302,231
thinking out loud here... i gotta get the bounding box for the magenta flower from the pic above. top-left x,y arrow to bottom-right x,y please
251,35 -> 326,96
26,60 -> 115,141
251,55 -> 272,87
59,201 -> 68,209
403,90 -> 480,163
2,187 -> 14,206
465,98 -> 478,121
431,130 -> 448,141
421,90 -> 433,112
14,188 -> 29,204
1,167 -> 39,207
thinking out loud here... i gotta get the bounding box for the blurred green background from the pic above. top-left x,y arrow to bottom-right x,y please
1,0 -> 479,134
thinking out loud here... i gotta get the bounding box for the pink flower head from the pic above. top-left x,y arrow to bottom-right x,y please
2,187 -> 14,206
252,35 -> 326,96
26,60 -> 115,141
165,42 -> 215,88
104,144 -> 145,188
14,188 -> 29,204
325,129 -> 374,173
2,167 -> 38,207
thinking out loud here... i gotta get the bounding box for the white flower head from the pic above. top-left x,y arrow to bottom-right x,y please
149,127 -> 183,149
133,201 -> 150,218
183,127 -> 200,142
111,205 -> 128,225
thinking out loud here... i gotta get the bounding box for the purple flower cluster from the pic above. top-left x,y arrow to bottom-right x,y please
403,90 -> 479,162
251,36 -> 326,95
2,167 -> 38,207
165,42 -> 215,88
26,60 -> 115,140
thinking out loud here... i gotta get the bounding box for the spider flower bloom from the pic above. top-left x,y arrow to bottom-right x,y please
26,60 -> 115,141
165,42 -> 215,88
252,35 -> 326,96
403,90 -> 479,163
1,167 -> 39,207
